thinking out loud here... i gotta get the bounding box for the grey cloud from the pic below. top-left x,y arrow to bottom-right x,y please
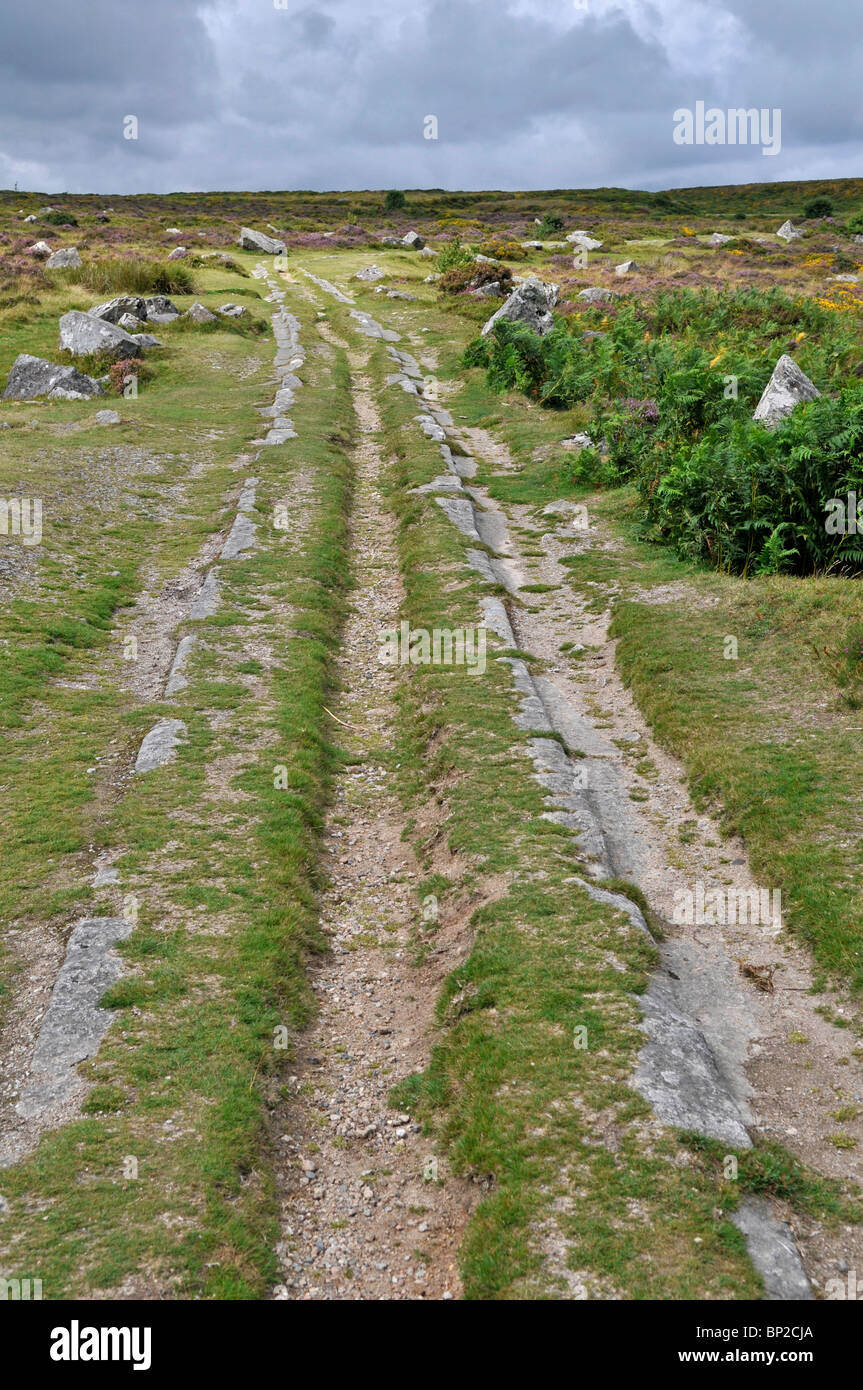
0,0 -> 854,193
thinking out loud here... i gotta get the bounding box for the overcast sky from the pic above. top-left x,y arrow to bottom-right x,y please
0,0 -> 858,195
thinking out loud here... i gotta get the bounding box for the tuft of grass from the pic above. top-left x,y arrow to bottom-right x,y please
59,258 -> 196,297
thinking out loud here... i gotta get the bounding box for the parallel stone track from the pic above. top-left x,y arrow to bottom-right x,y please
1,260 -> 859,1299
271,338 -> 474,1300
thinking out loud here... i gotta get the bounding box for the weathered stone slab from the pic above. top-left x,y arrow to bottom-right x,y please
134,718 -> 187,773
732,1198 -> 813,1300
16,917 -> 134,1118
165,635 -> 196,697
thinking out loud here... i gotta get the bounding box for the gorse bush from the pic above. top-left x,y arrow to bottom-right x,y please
60,258 -> 196,296
385,190 -> 406,211
477,238 -> 527,261
464,287 -> 863,576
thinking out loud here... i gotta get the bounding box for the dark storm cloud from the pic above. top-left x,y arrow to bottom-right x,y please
0,0 -> 855,193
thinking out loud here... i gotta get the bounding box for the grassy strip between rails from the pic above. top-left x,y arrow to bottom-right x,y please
0,303 -> 355,1298
340,317 -> 762,1302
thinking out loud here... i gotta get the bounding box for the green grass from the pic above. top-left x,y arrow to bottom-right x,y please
0,289 -> 356,1298
3,190 -> 863,1300
348,302 -> 766,1299
422,281 -> 863,998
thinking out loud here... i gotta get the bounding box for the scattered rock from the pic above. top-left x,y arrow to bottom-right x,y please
709,232 -> 732,247
167,247 -> 188,260
94,409 -> 121,425
777,219 -> 803,242
615,259 -> 637,275
218,303 -> 247,317
165,227 -> 183,236
26,240 -> 52,258
143,295 -> 180,323
131,333 -> 163,349
90,295 -> 148,324
117,313 -> 144,332
185,302 -> 218,323
481,275 -> 559,337
355,265 -> 386,282
753,354 -> 820,429
3,353 -> 106,401
568,230 -> 603,250
238,226 -> 286,255
59,310 -> 143,359
23,214 -> 37,223
45,247 -> 82,269
577,286 -> 618,303
402,230 -> 425,250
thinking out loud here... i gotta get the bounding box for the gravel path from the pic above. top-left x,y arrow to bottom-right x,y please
272,347 -> 474,1301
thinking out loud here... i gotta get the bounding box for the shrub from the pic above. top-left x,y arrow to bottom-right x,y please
804,197 -> 833,220
385,190 -> 406,211
440,262 -> 513,297
108,358 -> 154,396
42,210 -> 78,227
477,238 -> 527,261
847,213 -> 863,235
537,213 -> 564,238
463,287 -> 863,576
648,391 -> 863,575
436,236 -> 474,274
